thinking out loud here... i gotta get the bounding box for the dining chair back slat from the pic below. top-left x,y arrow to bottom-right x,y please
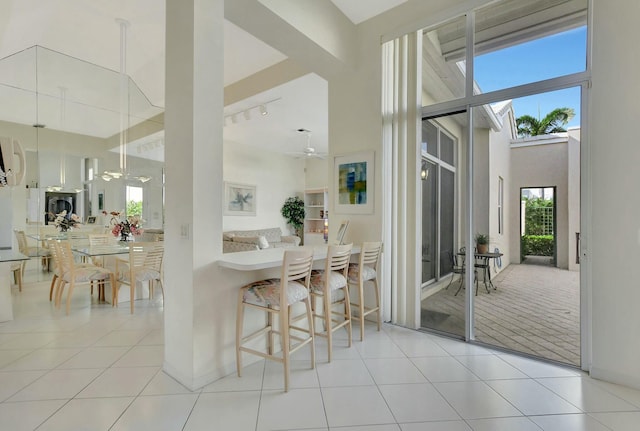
88,234 -> 112,246
327,245 -> 351,272
284,250 -> 314,285
310,243 -> 353,362
114,242 -> 164,314
360,242 -> 382,267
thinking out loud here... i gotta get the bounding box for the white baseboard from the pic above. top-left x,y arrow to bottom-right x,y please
590,366 -> 640,391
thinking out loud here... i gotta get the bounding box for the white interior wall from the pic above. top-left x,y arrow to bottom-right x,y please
223,140 -> 305,233
304,157 -> 327,190
589,0 -> 640,389
510,142 -> 569,268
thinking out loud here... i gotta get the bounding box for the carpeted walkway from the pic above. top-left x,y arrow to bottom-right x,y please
421,262 -> 580,366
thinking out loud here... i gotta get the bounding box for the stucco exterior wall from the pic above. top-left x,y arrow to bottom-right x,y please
510,140 -> 570,269
488,114 -> 513,274
473,128 -> 490,243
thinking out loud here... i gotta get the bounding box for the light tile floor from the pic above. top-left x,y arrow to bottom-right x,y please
2,270 -> 640,430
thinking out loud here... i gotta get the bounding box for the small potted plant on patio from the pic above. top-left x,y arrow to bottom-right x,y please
475,233 -> 489,254
281,196 -> 305,242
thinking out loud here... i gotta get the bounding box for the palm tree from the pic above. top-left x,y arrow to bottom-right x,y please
516,107 -> 575,137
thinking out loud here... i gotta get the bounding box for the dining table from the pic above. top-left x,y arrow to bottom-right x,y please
458,250 -> 503,293
72,243 -> 131,257
27,232 -> 90,242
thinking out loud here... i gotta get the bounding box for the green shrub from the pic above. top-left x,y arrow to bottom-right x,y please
126,200 -> 142,217
522,235 -> 554,256
524,197 -> 553,235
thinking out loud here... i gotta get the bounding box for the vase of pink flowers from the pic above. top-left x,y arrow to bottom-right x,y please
105,210 -> 143,241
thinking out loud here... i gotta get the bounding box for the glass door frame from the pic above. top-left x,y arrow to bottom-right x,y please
420,121 -> 458,288
419,11 -> 592,369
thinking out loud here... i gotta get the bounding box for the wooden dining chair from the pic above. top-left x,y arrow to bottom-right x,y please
310,243 -> 353,362
14,230 -> 51,273
48,239 -> 63,301
10,262 -> 23,292
86,233 -> 117,297
88,234 -> 112,246
348,241 -> 383,341
87,233 -> 113,264
52,240 -> 115,315
114,242 -> 164,313
236,248 -> 315,392
47,239 -> 96,302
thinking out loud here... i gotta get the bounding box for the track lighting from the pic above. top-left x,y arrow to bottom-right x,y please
223,97 -> 280,126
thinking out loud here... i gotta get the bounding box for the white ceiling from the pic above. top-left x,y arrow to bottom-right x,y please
0,0 -> 402,155
330,0 -> 408,24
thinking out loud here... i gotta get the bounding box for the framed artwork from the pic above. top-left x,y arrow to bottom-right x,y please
224,182 -> 256,216
86,216 -> 97,224
97,191 -> 105,211
334,151 -> 374,214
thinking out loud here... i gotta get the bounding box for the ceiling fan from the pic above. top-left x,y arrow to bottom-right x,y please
286,128 -> 327,159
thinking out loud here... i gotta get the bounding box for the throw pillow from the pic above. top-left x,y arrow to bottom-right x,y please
223,232 -> 235,241
257,235 -> 269,249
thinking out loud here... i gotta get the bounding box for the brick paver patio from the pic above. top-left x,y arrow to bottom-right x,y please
421,262 -> 580,366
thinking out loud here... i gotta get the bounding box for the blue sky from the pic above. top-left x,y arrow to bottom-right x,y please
474,27 -> 586,129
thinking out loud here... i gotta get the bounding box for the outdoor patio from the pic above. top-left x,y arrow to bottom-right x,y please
421,260 -> 580,366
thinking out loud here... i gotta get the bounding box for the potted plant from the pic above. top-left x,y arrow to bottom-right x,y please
475,233 -> 489,254
281,196 -> 305,242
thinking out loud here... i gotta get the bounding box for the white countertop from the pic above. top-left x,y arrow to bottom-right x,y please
218,245 -> 358,271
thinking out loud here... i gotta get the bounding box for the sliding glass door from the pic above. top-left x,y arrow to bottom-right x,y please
416,0 -> 588,367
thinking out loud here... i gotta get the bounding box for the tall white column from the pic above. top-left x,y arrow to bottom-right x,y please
163,0 -> 224,389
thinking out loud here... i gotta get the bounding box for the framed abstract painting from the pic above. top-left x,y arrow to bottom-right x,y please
334,151 -> 374,214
